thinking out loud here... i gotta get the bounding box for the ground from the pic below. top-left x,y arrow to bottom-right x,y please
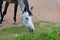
0,21 -> 60,40
1,0 -> 60,28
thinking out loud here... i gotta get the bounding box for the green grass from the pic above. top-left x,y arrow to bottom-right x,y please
0,21 -> 60,40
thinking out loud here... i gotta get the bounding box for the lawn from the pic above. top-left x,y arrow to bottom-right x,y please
0,21 -> 60,40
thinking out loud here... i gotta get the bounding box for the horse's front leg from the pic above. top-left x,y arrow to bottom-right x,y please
0,0 -> 3,24
14,2 -> 18,24
2,1 -> 9,21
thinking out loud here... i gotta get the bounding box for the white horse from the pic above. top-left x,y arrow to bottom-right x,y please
0,0 -> 34,32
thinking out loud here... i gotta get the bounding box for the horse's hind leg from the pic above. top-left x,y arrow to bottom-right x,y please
0,0 -> 3,24
14,2 -> 18,24
2,1 -> 9,21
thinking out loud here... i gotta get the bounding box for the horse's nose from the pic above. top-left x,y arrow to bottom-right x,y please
27,25 -> 34,32
29,28 -> 34,32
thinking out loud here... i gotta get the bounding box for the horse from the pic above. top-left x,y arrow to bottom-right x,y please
0,0 -> 34,32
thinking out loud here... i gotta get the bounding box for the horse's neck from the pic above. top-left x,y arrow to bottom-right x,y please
18,0 -> 25,13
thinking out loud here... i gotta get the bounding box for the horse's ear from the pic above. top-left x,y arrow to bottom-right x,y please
30,6 -> 33,12
30,6 -> 33,10
29,7 -> 33,16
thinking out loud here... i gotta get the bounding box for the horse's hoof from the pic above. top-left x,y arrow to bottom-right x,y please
2,20 -> 5,21
14,22 -> 18,25
0,24 -> 2,27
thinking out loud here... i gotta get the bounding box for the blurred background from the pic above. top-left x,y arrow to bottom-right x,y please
2,0 -> 60,27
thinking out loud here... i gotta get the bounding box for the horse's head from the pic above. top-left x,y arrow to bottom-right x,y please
22,7 -> 34,32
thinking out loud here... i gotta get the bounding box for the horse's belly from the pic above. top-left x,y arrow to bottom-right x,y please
3,0 -> 17,3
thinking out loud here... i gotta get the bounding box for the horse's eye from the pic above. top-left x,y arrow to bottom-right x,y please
26,17 -> 28,20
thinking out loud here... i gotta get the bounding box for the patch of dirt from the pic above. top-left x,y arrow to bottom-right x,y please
1,0 -> 60,28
